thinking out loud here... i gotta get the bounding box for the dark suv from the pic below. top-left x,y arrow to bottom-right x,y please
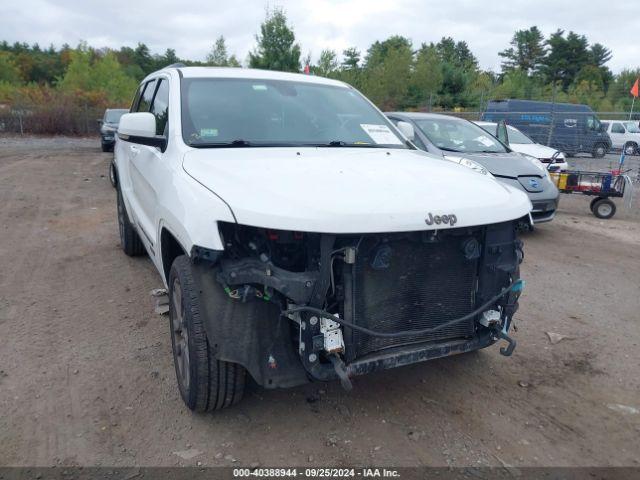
99,109 -> 128,152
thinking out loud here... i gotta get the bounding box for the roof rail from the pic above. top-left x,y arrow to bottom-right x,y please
165,62 -> 186,69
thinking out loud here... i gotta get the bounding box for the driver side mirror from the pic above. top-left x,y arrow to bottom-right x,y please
118,112 -> 166,150
496,120 -> 509,146
396,121 -> 415,141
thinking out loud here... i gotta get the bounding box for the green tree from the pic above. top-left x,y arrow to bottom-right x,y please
116,46 -> 145,80
408,44 -> 443,109
607,69 -> 640,110
361,36 -> 413,109
58,46 -> 137,105
207,36 -> 240,66
0,52 -> 22,84
341,47 -> 361,70
541,30 -> 591,91
249,8 -> 301,72
499,26 -> 546,76
589,43 -> 613,91
161,48 -> 180,66
91,52 -> 139,104
435,37 -> 478,72
133,43 -> 155,76
313,49 -> 338,77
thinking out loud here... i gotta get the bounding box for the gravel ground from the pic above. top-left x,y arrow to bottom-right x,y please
0,136 -> 639,468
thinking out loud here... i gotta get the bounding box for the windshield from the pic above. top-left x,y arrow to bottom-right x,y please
104,110 -> 127,124
181,78 -> 407,148
415,118 -> 508,153
507,125 -> 534,144
624,122 -> 640,133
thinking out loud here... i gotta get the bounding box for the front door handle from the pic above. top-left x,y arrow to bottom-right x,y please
130,145 -> 140,157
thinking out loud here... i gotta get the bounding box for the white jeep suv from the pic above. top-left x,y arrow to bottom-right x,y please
114,65 -> 531,412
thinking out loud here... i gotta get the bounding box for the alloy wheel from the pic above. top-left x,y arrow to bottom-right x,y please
171,278 -> 190,391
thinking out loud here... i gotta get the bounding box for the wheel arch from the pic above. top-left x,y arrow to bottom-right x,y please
160,227 -> 188,284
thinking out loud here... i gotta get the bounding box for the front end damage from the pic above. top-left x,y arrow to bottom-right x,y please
190,221 -> 524,390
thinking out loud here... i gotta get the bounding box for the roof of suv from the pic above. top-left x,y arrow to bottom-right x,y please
160,66 -> 348,88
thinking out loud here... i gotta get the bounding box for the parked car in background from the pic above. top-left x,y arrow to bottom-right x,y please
99,108 -> 128,152
482,99 -> 611,158
475,121 -> 568,171
601,121 -> 640,155
387,112 -> 559,224
115,66 -> 530,411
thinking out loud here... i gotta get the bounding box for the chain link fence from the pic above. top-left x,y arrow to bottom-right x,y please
0,104 -> 105,135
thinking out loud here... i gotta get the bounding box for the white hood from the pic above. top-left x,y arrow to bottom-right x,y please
182,147 -> 531,233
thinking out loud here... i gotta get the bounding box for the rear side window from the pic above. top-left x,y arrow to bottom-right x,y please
150,79 -> 169,135
611,123 -> 625,134
137,79 -> 157,112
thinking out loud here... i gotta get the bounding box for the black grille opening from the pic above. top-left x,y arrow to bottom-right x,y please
351,235 -> 478,357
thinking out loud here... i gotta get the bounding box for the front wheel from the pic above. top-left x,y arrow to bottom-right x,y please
592,198 -> 616,219
592,143 -> 607,158
169,256 -> 246,412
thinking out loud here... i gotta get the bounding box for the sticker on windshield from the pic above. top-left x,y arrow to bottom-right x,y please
360,124 -> 403,145
200,128 -> 219,138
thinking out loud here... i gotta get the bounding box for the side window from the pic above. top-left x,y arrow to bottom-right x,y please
130,84 -> 143,112
611,123 -> 626,134
137,79 -> 157,112
586,116 -> 601,131
150,79 -> 169,136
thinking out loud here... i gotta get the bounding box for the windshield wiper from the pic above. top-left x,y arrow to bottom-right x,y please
189,139 -> 253,148
439,147 -> 463,153
312,141 -> 395,148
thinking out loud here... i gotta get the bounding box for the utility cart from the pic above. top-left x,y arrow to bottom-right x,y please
550,171 -> 632,219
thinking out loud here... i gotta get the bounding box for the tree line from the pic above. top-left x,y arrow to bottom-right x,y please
0,7 -> 638,119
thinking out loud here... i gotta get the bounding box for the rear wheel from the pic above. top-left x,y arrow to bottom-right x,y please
592,143 -> 607,158
116,187 -> 145,256
109,160 -> 117,188
169,255 -> 246,412
624,142 -> 638,156
592,198 -> 616,219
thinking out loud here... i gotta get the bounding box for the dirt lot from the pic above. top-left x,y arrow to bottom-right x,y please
1,136 -> 639,468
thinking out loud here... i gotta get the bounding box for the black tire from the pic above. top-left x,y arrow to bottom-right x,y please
624,142 -> 638,156
592,198 -> 616,219
168,255 -> 246,412
109,160 -> 117,188
101,142 -> 110,152
116,187 -> 145,256
589,197 -> 600,213
592,143 -> 607,158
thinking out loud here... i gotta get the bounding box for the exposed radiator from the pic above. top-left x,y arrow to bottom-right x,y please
351,234 -> 478,357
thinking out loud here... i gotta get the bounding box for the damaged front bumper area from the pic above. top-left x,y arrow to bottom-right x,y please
191,221 -> 524,389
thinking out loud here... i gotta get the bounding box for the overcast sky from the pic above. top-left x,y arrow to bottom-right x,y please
2,0 -> 639,73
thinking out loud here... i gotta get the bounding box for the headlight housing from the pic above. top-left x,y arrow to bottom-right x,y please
443,155 -> 493,177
